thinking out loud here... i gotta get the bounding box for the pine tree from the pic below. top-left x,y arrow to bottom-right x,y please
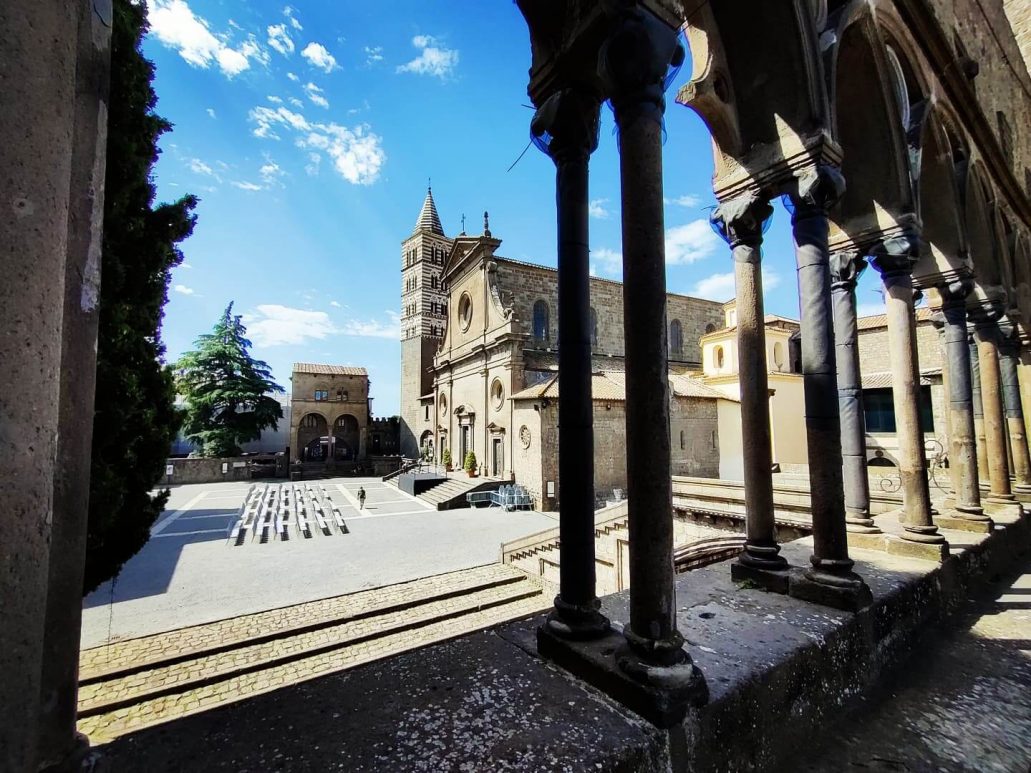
177,304 -> 285,457
85,0 -> 198,594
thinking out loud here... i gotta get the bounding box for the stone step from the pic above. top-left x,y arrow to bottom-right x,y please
78,591 -> 550,744
78,578 -> 542,716
79,563 -> 527,682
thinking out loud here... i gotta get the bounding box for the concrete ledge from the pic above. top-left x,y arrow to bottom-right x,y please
94,512 -> 1030,771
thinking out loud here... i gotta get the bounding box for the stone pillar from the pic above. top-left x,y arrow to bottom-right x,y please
997,324 -> 1031,494
936,281 -> 989,525
786,166 -> 872,611
868,237 -> 945,549
830,250 -> 879,534
1018,348 -> 1031,453
930,311 -> 957,502
531,88 -> 609,638
601,7 -> 706,697
972,310 -> 1021,516
37,3 -> 112,769
0,4 -> 79,771
970,330 -> 991,485
711,194 -> 788,590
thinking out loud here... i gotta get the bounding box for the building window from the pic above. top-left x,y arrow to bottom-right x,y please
533,299 -> 550,341
424,405 -> 430,421
458,292 -> 473,331
314,390 -> 329,401
680,430 -> 685,450
863,387 -> 935,434
773,341 -> 785,370
491,378 -> 505,410
440,393 -> 448,417
714,345 -> 725,370
590,307 -> 598,349
431,276 -> 438,289
705,323 -> 716,334
670,319 -> 683,357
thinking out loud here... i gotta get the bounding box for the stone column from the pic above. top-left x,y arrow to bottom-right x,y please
786,166 -> 872,611
830,251 -> 879,534
930,311 -> 957,502
0,4 -> 79,771
1018,347 -> 1031,454
868,237 -> 945,550
531,88 -> 609,638
997,323 -> 1031,493
711,194 -> 788,590
36,3 -> 112,769
936,281 -> 989,524
970,330 -> 992,485
601,6 -> 706,697
972,309 -> 1021,515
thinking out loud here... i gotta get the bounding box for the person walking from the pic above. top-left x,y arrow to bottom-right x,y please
357,486 -> 366,510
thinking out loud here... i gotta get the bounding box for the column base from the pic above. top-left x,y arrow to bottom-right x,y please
543,595 -> 610,641
536,624 -> 708,728
983,498 -> 1024,519
788,568 -> 873,613
898,523 -> 947,544
1013,483 -> 1031,495
846,530 -> 888,552
845,508 -> 881,534
885,534 -> 950,562
38,732 -> 90,773
731,558 -> 790,594
934,510 -> 994,534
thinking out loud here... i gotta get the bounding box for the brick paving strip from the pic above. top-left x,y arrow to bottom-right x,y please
78,565 -> 553,743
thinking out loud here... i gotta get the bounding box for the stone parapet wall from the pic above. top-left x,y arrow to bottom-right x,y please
164,457 -> 277,485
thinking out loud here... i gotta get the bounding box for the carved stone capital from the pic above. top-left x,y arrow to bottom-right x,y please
710,193 -> 772,257
599,6 -> 683,128
829,250 -> 867,291
969,300 -> 1005,337
788,164 -> 845,220
936,277 -> 975,309
867,232 -> 920,287
531,88 -> 601,166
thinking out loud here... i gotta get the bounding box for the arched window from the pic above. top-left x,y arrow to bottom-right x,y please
773,341 -> 785,370
590,308 -> 598,349
705,323 -> 716,334
533,300 -> 550,341
669,319 -> 683,356
714,345 -> 725,370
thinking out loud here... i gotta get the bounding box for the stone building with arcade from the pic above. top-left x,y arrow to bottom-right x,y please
289,363 -> 371,467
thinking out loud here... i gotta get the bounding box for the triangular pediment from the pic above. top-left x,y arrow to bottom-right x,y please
442,234 -> 502,283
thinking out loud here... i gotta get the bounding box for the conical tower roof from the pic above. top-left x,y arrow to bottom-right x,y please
414,186 -> 444,235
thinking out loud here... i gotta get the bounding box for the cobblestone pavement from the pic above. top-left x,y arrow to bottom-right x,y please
81,477 -> 557,647
790,552 -> 1031,772
79,564 -> 552,744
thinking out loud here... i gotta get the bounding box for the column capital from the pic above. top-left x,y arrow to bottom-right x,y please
599,7 -> 683,128
829,250 -> 867,291
530,88 -> 601,166
997,318 -> 1021,355
710,193 -> 772,256
867,231 -> 920,285
936,277 -> 975,308
968,300 -> 1005,332
787,164 -> 845,221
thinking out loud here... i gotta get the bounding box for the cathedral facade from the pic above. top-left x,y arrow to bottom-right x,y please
399,189 -> 728,507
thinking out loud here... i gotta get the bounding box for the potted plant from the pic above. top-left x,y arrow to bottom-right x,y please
442,448 -> 453,472
464,451 -> 478,478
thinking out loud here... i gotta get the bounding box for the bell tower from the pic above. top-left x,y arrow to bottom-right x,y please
399,186 -> 451,457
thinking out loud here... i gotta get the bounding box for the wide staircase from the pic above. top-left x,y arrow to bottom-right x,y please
77,564 -> 549,743
385,472 -> 502,510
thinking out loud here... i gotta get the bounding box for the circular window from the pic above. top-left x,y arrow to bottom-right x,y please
458,292 -> 473,331
491,379 -> 505,410
439,393 -> 448,417
519,425 -> 531,449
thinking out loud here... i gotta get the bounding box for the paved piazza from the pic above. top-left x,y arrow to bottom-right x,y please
81,477 -> 557,649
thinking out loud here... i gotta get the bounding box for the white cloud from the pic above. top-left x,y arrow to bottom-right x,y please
150,0 -> 265,78
180,262 -> 193,269
241,305 -> 398,346
249,102 -> 386,184
174,284 -> 195,295
330,300 -> 342,308
690,270 -> 782,301
301,42 -> 338,73
589,198 -> 610,220
187,157 -> 221,182
206,108 -> 216,119
260,159 -> 284,185
397,34 -> 458,79
665,194 -> 703,208
305,152 -> 322,176
286,71 -> 299,82
283,6 -> 302,30
267,95 -> 283,104
665,219 -> 720,265
288,96 -> 304,109
231,181 -> 263,191
304,81 -> 329,108
364,45 -> 383,65
267,23 -> 294,56
591,247 -> 623,278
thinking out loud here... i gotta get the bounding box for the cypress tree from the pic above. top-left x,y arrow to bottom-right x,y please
85,0 -> 198,594
176,304 -> 285,458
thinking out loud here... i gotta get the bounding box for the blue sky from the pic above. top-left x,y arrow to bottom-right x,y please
147,0 -> 890,415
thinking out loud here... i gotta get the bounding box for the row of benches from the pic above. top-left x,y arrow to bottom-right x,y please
227,482 -> 350,546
